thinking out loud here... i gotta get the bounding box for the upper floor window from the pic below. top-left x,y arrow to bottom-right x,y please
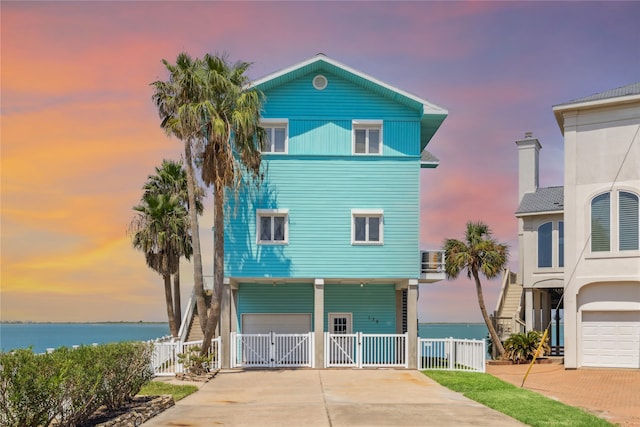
352,209 -> 383,245
257,209 -> 288,244
591,193 -> 610,252
590,190 -> 639,253
619,191 -> 639,251
261,119 -> 288,153
353,120 -> 382,155
538,222 -> 552,267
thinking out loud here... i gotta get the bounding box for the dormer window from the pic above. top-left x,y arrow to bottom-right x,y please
261,119 -> 288,153
353,120 -> 382,155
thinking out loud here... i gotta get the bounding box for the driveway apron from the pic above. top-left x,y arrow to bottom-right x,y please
143,369 -> 524,426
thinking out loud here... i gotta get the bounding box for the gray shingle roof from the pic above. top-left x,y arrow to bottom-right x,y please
516,186 -> 564,215
420,150 -> 440,163
556,82 -> 640,107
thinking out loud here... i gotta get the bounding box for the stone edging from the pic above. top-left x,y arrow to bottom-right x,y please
93,395 -> 174,427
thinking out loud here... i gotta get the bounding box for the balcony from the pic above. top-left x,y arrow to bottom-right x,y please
420,250 -> 446,283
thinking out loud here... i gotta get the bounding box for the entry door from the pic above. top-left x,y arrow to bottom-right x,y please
329,313 -> 352,334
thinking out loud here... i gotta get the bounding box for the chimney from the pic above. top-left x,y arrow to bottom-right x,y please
515,132 -> 541,200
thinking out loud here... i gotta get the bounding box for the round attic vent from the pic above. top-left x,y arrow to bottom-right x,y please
313,75 -> 328,90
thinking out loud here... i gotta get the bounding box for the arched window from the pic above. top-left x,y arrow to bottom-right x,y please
619,191 -> 639,251
538,222 -> 552,267
591,193 -> 610,252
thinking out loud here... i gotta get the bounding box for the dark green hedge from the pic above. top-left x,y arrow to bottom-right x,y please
0,342 -> 153,427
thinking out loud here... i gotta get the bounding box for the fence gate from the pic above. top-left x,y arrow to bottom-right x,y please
230,332 -> 314,368
324,333 -> 408,368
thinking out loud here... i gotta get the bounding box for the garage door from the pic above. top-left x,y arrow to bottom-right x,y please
242,313 -> 311,334
582,311 -> 640,368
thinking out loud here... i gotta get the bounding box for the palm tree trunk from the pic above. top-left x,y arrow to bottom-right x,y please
202,180 -> 225,355
472,268 -> 505,358
184,141 -> 208,332
173,269 -> 181,332
164,273 -> 178,338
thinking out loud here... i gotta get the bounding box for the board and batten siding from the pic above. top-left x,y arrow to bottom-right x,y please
236,283 -> 314,331
325,284 -> 396,334
225,157 -> 420,279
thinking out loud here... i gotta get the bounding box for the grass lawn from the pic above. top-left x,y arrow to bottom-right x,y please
422,371 -> 613,427
138,381 -> 199,401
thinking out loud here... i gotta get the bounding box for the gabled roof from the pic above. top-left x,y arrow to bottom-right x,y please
252,54 -> 448,151
515,186 -> 564,216
553,82 -> 640,132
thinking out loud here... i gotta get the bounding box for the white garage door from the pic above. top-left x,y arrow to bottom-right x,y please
242,313 -> 311,334
581,311 -> 640,368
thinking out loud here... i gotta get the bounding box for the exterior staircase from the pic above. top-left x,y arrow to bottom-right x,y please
492,268 -> 525,342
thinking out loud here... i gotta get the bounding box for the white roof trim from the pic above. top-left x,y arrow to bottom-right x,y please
252,55 -> 448,115
515,210 -> 564,218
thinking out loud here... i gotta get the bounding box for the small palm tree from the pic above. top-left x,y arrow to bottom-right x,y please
142,159 -> 203,330
503,331 -> 550,363
130,192 -> 189,337
443,221 -> 509,358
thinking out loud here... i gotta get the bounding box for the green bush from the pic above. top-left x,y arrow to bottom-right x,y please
0,349 -> 60,427
177,346 -> 212,375
0,342 -> 153,427
97,342 -> 154,410
503,331 -> 550,363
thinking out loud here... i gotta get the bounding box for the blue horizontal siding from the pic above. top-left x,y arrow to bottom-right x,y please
225,157 -> 420,279
262,70 -> 419,121
325,284 -> 396,334
283,119 -> 420,157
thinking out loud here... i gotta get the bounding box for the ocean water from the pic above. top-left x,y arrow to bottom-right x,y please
418,322 -> 488,340
0,323 -> 170,354
1,322 -> 502,355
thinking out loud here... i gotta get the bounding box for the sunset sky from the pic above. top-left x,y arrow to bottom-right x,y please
2,1 -> 639,323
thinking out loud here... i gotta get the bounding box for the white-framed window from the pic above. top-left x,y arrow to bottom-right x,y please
351,209 -> 383,245
261,119 -> 288,153
352,120 -> 382,155
257,209 -> 288,244
537,221 -> 564,268
328,313 -> 352,334
589,190 -> 639,253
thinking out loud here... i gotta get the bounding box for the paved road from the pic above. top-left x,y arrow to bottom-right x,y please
144,369 -> 524,426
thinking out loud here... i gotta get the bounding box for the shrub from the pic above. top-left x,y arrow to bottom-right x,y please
0,349 -> 60,427
177,346 -> 212,375
0,341 -> 154,427
97,342 -> 154,410
503,331 -> 550,363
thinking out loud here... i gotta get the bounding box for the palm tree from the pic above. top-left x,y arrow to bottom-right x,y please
151,53 -> 209,332
198,53 -> 265,350
443,221 -> 508,358
143,159 -> 203,330
130,192 -> 189,337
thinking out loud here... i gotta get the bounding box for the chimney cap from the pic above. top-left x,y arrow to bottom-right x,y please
525,131 -> 533,138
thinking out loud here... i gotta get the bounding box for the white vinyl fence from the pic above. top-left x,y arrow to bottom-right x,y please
418,337 -> 485,372
151,337 -> 221,376
324,333 -> 408,368
230,332 -> 314,368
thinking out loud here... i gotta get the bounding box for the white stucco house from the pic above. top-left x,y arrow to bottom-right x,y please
497,83 -> 639,369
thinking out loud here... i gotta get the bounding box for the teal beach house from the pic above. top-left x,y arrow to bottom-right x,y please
213,55 -> 448,369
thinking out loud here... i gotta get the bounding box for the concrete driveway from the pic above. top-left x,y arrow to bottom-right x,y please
143,369 -> 524,426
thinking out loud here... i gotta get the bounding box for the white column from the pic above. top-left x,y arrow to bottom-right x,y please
314,279 -> 324,369
407,279 -> 418,369
220,277 -> 231,369
525,288 -> 533,331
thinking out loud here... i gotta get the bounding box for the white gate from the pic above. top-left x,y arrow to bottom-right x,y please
324,333 -> 408,368
230,332 -> 314,368
418,337 -> 485,372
